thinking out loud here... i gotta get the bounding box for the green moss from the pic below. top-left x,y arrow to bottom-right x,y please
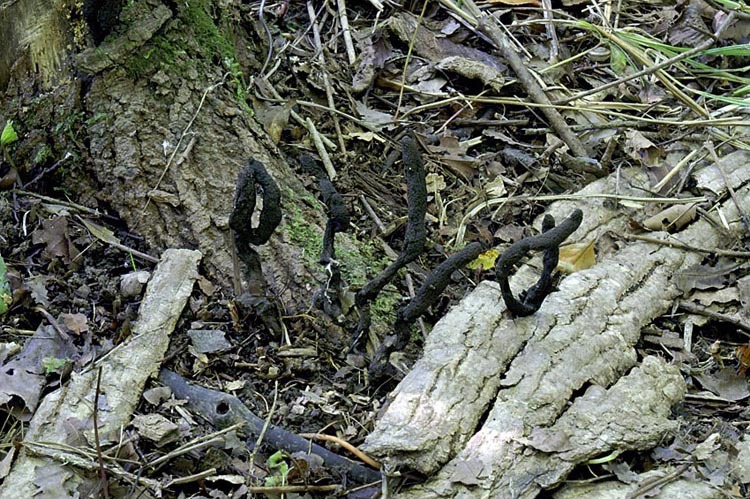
283,189 -> 324,270
125,0 -> 235,79
282,187 -> 403,324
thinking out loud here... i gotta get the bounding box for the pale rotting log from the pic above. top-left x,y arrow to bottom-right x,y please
406,356 -> 686,498
363,167 -> 750,494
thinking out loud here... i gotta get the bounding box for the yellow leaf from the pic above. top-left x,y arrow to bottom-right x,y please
557,240 -> 596,273
467,249 -> 499,271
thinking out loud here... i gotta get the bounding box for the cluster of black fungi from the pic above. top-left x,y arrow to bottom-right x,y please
229,134 -> 582,374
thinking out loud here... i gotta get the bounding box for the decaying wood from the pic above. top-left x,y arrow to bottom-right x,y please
0,249 -> 201,498
364,151 -> 750,498
159,369 -> 381,485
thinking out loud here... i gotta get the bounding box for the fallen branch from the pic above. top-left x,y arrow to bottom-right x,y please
159,369 -> 381,485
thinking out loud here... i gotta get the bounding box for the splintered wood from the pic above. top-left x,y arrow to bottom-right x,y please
364,151 -> 750,498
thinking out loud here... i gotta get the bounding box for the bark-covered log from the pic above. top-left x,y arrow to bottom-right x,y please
364,151 -> 750,498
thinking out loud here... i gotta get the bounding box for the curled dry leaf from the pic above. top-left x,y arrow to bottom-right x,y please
642,204 -> 697,232
624,130 -> 663,168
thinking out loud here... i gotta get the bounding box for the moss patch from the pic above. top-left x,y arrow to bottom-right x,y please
125,0 -> 235,79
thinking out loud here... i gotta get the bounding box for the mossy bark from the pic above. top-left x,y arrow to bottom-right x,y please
0,0 -> 351,312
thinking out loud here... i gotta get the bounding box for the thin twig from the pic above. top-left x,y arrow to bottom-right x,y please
15,190 -> 109,218
359,195 -> 387,233
306,118 -> 337,179
147,423 -> 244,470
541,0 -> 560,62
439,0 -> 590,158
307,0 -> 347,154
246,484 -> 341,494
258,0 -> 274,76
705,142 -> 750,230
250,380 -> 279,465
394,0 -> 430,121
299,433 -> 381,469
678,302 -> 750,339
93,366 -> 110,498
621,233 -> 750,258
337,0 -> 356,65
556,12 -> 737,105
33,307 -> 69,340
254,79 -> 338,150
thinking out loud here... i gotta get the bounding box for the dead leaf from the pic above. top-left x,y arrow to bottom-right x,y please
440,154 -> 478,180
674,259 -> 741,293
426,173 -> 447,192
251,98 -> 294,144
25,275 -> 50,308
32,216 -> 78,263
690,287 -> 739,307
60,313 -> 88,335
485,177 -> 506,197
0,325 -> 77,418
132,413 -> 179,445
624,130 -> 663,168
81,218 -> 121,245
642,204 -> 697,232
735,344 -> 750,375
557,240 -> 596,273
354,101 -> 395,128
467,249 -> 499,271
695,367 -> 750,401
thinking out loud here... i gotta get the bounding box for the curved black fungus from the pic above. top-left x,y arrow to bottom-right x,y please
355,136 -> 427,305
350,135 -> 428,351
299,153 -> 326,179
229,159 -> 282,247
369,240 -> 490,373
319,178 -> 350,264
397,241 -> 488,331
301,154 -> 350,319
496,209 -> 583,317
229,160 -> 283,333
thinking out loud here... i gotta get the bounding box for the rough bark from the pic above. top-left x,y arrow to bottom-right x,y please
364,151 -> 750,497
1,0 -> 348,311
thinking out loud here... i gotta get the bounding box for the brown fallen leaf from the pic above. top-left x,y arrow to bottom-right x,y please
60,313 -> 88,335
31,216 -> 79,263
557,240 -> 596,273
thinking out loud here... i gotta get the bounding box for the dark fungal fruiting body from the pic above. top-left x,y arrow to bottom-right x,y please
229,159 -> 282,247
300,154 -> 350,319
229,159 -> 283,333
350,134 -> 428,353
496,209 -> 583,317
